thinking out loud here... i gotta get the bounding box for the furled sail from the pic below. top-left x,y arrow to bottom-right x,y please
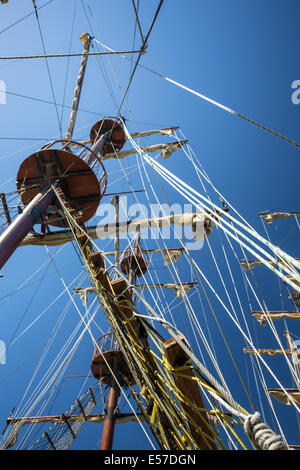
251,311 -> 300,326
268,389 -> 300,406
259,212 -> 300,225
20,211 -> 214,247
240,258 -> 300,270
74,282 -> 197,305
243,348 -> 292,356
100,140 -> 188,161
162,248 -> 184,265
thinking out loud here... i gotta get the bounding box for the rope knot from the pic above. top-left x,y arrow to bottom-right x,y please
244,412 -> 289,450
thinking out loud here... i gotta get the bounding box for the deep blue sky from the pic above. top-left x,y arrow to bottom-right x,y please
0,0 -> 299,451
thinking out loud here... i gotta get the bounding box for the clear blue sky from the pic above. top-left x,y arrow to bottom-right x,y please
0,0 -> 299,450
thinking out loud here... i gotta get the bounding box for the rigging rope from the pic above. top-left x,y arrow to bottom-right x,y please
2,0 -> 295,451
116,0 -> 164,116
0,50 -> 141,60
177,135 -> 300,393
96,39 -> 300,151
243,412 -> 289,450
132,140 -> 300,290
118,125 -> 297,418
32,0 -> 62,139
51,166 -> 295,449
0,0 -> 55,36
53,189 -> 236,449
30,382 -> 101,450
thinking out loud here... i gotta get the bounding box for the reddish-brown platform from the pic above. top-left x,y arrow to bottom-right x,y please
91,333 -> 135,385
120,253 -> 148,277
16,148 -> 101,227
90,118 -> 126,154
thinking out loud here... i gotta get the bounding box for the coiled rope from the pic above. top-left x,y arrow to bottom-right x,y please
243,412 -> 289,450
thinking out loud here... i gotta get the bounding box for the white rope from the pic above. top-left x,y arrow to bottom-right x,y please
178,138 -> 297,432
138,149 -> 300,290
50,147 -> 297,450
94,38 -> 300,151
53,192 -> 158,449
243,412 -> 289,450
209,391 -> 289,450
137,127 -> 300,277
54,187 -> 246,446
123,135 -> 234,393
120,132 -> 300,413
1,299 -> 98,449
123,122 -> 300,288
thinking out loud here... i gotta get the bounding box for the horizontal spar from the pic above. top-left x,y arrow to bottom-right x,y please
0,50 -> 142,60
99,140 -> 188,161
240,258 -> 300,270
259,211 -> 300,225
73,282 -> 197,295
74,282 -> 196,291
268,389 -> 300,406
71,127 -> 181,147
3,413 -> 145,449
6,413 -> 144,426
74,282 -> 197,305
243,348 -> 292,356
251,310 -> 300,326
20,211 -> 214,247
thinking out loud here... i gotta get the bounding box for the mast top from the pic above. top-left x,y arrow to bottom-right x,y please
79,32 -> 92,47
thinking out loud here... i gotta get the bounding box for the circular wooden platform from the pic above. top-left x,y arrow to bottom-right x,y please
91,350 -> 135,385
16,148 -> 101,227
120,254 -> 148,277
90,118 -> 126,154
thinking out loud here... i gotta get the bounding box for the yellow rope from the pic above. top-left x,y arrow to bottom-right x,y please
58,198 -> 249,450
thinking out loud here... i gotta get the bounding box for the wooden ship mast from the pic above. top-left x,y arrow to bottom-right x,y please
0,9 -> 298,450
0,32 -> 220,451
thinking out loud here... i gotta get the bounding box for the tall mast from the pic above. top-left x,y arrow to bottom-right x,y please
0,190 -> 55,269
65,33 -> 92,142
99,235 -> 147,450
0,32 -> 95,271
0,21 -> 225,448
0,32 -> 127,272
111,195 -> 120,271
100,380 -> 120,450
90,333 -> 134,451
